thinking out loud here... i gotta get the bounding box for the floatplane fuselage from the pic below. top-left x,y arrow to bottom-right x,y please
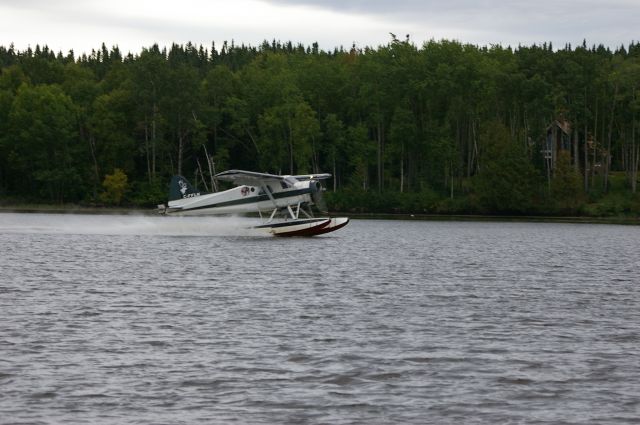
157,170 -> 349,236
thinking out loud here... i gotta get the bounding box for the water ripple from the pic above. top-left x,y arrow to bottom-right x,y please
1,214 -> 640,423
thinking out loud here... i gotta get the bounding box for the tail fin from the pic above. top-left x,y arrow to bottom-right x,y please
169,175 -> 201,201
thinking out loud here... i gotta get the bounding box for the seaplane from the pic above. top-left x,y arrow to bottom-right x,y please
157,170 -> 349,236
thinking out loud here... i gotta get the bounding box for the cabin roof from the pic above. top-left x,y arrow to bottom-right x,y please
547,119 -> 571,134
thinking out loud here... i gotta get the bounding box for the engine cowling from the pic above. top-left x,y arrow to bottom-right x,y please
309,180 -> 328,213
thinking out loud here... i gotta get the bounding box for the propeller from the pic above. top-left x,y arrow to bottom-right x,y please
310,180 -> 329,214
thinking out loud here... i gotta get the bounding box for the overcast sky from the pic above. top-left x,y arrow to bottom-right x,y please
0,0 -> 638,55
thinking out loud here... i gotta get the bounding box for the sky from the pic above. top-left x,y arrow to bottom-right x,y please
0,0 -> 638,55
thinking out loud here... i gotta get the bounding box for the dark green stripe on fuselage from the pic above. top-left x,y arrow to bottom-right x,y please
178,187 -> 312,212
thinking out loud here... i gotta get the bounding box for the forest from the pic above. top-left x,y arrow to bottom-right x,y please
0,37 -> 639,216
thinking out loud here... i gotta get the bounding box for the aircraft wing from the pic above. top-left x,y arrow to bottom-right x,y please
291,173 -> 332,181
215,169 -> 291,186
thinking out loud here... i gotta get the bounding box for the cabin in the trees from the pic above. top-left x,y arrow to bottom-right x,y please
543,119 -> 573,169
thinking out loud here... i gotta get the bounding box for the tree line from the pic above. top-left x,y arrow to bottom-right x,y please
0,38 -> 639,215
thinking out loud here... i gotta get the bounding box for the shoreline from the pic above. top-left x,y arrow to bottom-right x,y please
1,204 -> 639,225
343,212 -> 640,225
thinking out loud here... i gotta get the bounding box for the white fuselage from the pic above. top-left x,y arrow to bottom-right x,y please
166,180 -> 314,216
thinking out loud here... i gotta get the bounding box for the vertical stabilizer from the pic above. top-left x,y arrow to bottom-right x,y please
169,176 -> 201,201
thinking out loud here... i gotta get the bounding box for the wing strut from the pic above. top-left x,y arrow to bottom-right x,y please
261,184 -> 278,209
287,205 -> 298,220
268,208 -> 278,223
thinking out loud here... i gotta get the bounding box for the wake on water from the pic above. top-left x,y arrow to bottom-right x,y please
0,212 -> 265,237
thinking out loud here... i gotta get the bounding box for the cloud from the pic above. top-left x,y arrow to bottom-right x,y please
266,0 -> 640,48
0,0 -> 637,55
0,0 -> 396,54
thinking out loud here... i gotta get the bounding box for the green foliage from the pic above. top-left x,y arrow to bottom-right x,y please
1,40 -> 640,216
129,180 -> 166,207
551,151 -> 584,213
5,83 -> 82,202
473,121 -> 538,213
100,169 -> 128,205
583,192 -> 635,216
325,189 -> 440,214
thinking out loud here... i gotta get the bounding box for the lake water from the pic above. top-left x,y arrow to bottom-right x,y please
1,212 -> 639,424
